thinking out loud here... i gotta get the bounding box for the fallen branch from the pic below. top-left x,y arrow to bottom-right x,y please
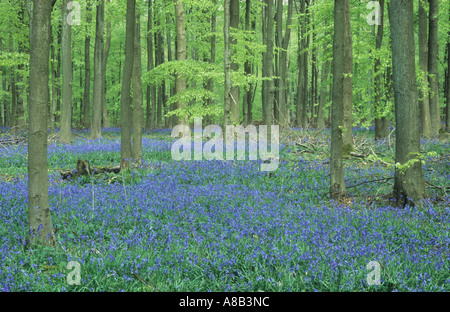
60,159 -> 121,180
347,177 -> 394,189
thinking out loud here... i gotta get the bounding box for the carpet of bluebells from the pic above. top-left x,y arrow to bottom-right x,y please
0,127 -> 449,292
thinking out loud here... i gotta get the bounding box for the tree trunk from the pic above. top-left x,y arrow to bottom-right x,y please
146,0 -> 156,129
50,23 -> 59,133
91,0 -> 104,139
156,25 -> 164,128
418,0 -> 432,137
374,0 -> 389,140
132,8 -> 143,163
243,0 -> 251,126
229,0 -> 239,124
264,0 -> 274,132
428,0 -> 440,134
330,0 -> 349,199
9,32 -> 16,127
342,0 -> 353,149
390,0 -> 426,207
205,0 -> 217,126
317,42 -> 330,130
174,0 -> 187,125
447,1 -> 450,132
102,1 -> 111,128
27,0 -> 55,247
83,0 -> 92,128
296,0 -> 307,127
120,0 -> 135,170
277,0 -> 293,128
224,0 -> 232,127
61,0 -> 72,143
16,4 -> 27,126
56,26 -> 61,125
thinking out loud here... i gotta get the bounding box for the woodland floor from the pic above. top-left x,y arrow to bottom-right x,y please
0,126 -> 449,291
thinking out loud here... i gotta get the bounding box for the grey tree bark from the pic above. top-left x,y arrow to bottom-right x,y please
317,40 -> 330,130
296,0 -> 308,127
390,0 -> 426,207
428,0 -> 441,134
263,0 -> 274,131
27,0 -> 55,247
418,0 -> 432,137
330,0 -> 349,199
230,0 -> 239,124
224,0 -> 232,127
91,0 -> 104,140
447,2 -> 450,132
175,0 -> 187,125
374,0 -> 389,140
83,0 -> 92,128
132,8 -> 143,163
276,0 -> 293,128
146,0 -> 156,129
61,0 -> 72,143
102,1 -> 111,128
341,0 -> 353,149
120,0 -> 135,170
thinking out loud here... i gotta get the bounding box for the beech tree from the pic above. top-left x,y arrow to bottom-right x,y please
175,0 -> 187,125
27,0 -> 55,247
61,0 -> 72,144
132,6 -> 143,163
91,0 -> 104,140
330,0 -> 351,199
120,0 -> 135,170
428,0 -> 441,134
418,0 -> 432,137
390,0 -> 426,206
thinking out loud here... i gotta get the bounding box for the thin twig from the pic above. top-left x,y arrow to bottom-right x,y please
132,273 -> 161,292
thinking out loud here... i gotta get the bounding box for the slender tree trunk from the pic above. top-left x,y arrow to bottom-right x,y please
56,26 -> 61,125
102,0 -> 111,128
132,8 -> 143,163
16,4 -> 27,126
342,0 -> 353,149
224,0 -> 232,127
91,0 -> 104,139
174,0 -> 187,125
167,14 -> 176,128
317,47 -> 330,130
277,0 -> 293,128
120,0 -> 135,170
428,0 -> 440,134
229,0 -> 239,124
264,0 -> 274,132
447,1 -> 450,132
311,21 -> 318,128
83,0 -> 92,128
61,0 -> 72,143
261,2 -> 266,121
374,0 -> 389,140
9,32 -> 16,127
243,0 -> 251,126
146,0 -> 156,129
27,0 -> 55,247
296,0 -> 307,127
330,0 -> 349,199
50,24 -> 58,133
390,0 -> 426,207
155,23 -> 164,128
205,0 -> 217,126
418,0 -> 432,137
